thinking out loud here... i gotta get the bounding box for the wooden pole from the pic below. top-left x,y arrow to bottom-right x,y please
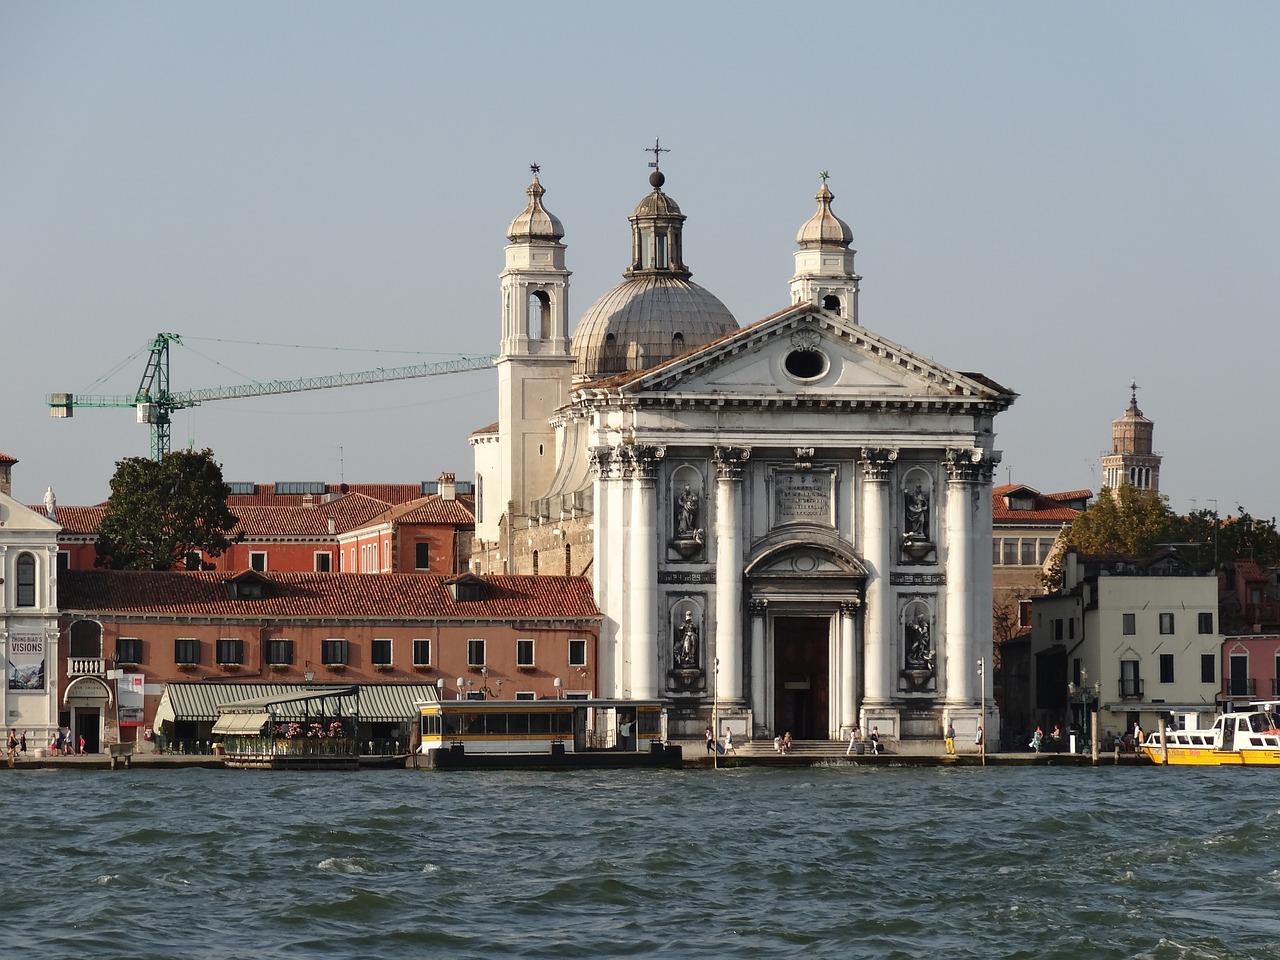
1091,707 -> 1099,764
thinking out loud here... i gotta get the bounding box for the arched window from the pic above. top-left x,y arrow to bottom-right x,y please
672,332 -> 685,353
528,291 -> 550,340
822,294 -> 841,311
15,553 -> 36,607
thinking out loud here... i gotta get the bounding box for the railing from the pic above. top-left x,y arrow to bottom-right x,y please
1119,678 -> 1145,699
221,736 -> 358,759
1225,678 -> 1257,698
68,658 -> 106,677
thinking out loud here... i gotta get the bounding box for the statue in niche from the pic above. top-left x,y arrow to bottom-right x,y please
905,614 -> 934,672
669,481 -> 705,559
674,611 -> 700,668
676,484 -> 700,537
904,484 -> 930,539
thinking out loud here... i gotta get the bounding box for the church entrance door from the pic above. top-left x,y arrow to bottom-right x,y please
773,616 -> 829,740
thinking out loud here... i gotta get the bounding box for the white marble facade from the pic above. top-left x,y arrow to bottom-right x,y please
476,170 -> 1015,743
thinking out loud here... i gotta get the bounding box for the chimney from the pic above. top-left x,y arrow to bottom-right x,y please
328,518 -> 336,536
438,472 -> 457,501
0,452 -> 14,497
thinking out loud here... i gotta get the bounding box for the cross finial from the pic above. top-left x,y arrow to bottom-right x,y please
530,162 -> 540,176
647,137 -> 670,170
819,169 -> 830,183
1130,379 -> 1139,406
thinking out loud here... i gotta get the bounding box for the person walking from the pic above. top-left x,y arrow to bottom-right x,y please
1029,725 -> 1044,754
869,726 -> 883,755
5,729 -> 16,759
18,731 -> 27,754
846,727 -> 862,756
944,720 -> 956,755
705,725 -> 715,755
723,727 -> 737,756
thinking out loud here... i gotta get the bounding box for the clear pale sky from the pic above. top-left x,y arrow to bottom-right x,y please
2,2 -> 1277,518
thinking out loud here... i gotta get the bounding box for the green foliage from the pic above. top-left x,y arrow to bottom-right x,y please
95,448 -> 239,570
1057,488 -> 1280,580
1065,485 -> 1175,558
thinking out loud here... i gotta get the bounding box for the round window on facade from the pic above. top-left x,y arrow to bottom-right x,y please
784,349 -> 828,381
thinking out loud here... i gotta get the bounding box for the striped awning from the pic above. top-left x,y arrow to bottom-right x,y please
211,712 -> 271,735
154,681 -> 439,726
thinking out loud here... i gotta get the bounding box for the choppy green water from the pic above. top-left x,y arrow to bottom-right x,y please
2,765 -> 1277,959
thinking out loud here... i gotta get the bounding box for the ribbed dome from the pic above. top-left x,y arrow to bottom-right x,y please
507,173 -> 564,242
569,167 -> 738,380
796,182 -> 853,248
572,276 -> 737,380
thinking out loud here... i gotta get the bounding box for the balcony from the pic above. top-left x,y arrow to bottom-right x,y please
1118,678 -> 1145,699
1225,678 -> 1257,699
68,657 -> 106,677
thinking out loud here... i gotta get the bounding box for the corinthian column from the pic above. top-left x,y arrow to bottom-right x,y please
628,444 -> 663,699
839,599 -> 861,735
860,447 -> 896,707
944,448 -> 979,704
749,598 -> 769,735
713,445 -> 750,702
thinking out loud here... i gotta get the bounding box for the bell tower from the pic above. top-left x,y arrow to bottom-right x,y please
488,167 -> 576,555
1100,382 -> 1162,494
790,173 -> 861,323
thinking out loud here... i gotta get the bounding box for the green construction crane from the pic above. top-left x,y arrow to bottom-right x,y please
49,332 -> 496,460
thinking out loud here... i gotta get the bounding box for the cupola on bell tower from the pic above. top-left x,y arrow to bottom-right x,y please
790,172 -> 861,323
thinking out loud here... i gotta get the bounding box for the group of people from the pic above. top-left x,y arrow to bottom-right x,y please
1028,724 -> 1064,754
705,725 -> 740,756
49,728 -> 83,756
773,732 -> 794,754
6,727 -> 83,758
846,726 -> 883,755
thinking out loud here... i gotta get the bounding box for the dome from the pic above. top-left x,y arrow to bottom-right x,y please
507,172 -> 564,242
572,275 -> 737,380
796,181 -> 853,249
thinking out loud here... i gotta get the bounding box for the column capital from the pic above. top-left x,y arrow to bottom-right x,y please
627,444 -> 665,481
839,598 -> 862,616
859,447 -> 898,481
945,447 -> 1000,484
748,598 -> 769,616
713,445 -> 751,481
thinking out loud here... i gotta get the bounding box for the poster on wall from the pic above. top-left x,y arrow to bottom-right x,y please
117,674 -> 145,727
7,634 -> 46,692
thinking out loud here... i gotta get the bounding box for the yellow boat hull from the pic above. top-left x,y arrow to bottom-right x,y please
1141,746 -> 1280,766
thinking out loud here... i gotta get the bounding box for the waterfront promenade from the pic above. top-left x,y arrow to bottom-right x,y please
4,740 -> 1151,770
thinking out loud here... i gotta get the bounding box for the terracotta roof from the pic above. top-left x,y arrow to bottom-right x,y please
0,452 -> 16,463
231,507 -> 336,538
59,571 -> 600,621
992,484 -> 1089,526
470,421 -> 499,436
33,504 -> 108,534
1231,559 -> 1265,582
369,495 -> 476,526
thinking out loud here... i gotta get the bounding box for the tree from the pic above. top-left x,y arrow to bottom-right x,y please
1064,484 -> 1175,558
96,448 -> 239,570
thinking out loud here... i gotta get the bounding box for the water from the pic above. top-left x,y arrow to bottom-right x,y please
3,764 -> 1279,959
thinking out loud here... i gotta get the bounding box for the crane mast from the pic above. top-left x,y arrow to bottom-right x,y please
49,333 -> 495,460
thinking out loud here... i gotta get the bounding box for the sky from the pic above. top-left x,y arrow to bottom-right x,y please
2,2 -> 1278,518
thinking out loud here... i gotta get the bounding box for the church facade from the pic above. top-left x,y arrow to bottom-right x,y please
473,164 -> 1016,745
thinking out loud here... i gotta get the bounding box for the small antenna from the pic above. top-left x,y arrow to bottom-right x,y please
339,446 -> 344,484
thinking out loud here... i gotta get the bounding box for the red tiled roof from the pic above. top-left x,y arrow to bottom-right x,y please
58,570 -> 599,620
33,505 -> 108,534
470,422 -> 499,436
992,484 -> 1089,526
1231,559 -> 1265,582
369,495 -> 475,526
231,507 -> 336,538
0,452 -> 16,463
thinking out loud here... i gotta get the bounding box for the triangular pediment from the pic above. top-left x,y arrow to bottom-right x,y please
0,492 -> 61,533
605,303 -> 1014,409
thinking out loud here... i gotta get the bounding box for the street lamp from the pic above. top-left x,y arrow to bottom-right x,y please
1067,674 -> 1103,760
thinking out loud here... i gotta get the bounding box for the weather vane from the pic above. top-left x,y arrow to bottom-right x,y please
647,137 -> 670,170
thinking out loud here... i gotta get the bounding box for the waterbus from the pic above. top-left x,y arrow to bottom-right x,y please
416,698 -> 679,769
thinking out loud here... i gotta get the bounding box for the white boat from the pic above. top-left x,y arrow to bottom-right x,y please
1141,703 -> 1280,766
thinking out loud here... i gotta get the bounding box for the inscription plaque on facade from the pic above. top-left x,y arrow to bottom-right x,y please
890,572 -> 947,586
659,570 -> 717,585
771,469 -> 834,527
